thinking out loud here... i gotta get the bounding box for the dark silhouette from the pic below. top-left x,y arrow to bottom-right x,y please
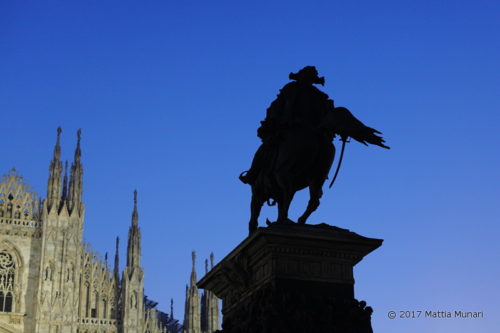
240,66 -> 389,233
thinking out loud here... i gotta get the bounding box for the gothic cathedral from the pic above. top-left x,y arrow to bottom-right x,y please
0,128 -> 168,333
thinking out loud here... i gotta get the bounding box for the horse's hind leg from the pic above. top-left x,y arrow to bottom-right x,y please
249,188 -> 265,234
277,188 -> 295,224
298,184 -> 323,225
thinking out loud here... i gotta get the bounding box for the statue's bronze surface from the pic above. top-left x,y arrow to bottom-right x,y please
240,66 -> 389,233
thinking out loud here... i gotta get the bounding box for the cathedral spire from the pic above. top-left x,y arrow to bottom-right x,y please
74,128 -> 82,162
170,298 -> 174,319
190,251 -> 197,286
54,127 -> 62,158
201,257 -> 210,332
46,127 -> 63,212
206,252 -> 219,332
122,191 -> 145,332
184,251 -> 201,333
132,190 -> 138,227
114,236 -> 120,281
113,236 -> 121,318
126,190 -> 141,268
68,129 -> 83,215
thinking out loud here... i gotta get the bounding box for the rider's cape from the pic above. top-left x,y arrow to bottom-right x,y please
321,107 -> 390,149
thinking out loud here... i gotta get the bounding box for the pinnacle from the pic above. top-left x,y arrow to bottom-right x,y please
132,190 -> 139,227
74,129 -> 82,162
53,127 -> 62,160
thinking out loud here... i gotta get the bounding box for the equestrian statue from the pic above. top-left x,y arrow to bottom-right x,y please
239,66 -> 390,234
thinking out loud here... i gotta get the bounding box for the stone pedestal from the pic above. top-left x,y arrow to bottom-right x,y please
198,223 -> 382,333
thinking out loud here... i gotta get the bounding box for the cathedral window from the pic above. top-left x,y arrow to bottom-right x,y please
0,252 -> 16,312
4,293 -> 12,312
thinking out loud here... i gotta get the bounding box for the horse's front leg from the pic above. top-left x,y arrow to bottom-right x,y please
298,183 -> 324,224
249,187 -> 266,234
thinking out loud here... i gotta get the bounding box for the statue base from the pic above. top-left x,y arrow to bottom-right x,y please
198,223 -> 383,333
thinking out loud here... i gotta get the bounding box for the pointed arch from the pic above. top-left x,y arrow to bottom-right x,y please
0,240 -> 24,269
0,241 -> 23,313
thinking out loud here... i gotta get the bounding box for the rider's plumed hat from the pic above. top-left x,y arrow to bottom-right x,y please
289,66 -> 325,85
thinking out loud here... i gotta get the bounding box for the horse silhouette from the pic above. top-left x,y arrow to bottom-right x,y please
247,106 -> 389,234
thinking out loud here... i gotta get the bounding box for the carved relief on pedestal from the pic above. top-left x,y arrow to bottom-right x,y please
221,282 -> 375,333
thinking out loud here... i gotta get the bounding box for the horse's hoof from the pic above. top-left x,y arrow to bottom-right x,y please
297,216 -> 307,224
274,218 -> 295,225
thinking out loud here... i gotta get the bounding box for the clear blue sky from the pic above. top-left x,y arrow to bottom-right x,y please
1,1 -> 499,331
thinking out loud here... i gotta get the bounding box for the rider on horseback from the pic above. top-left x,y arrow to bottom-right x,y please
240,66 -> 333,185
